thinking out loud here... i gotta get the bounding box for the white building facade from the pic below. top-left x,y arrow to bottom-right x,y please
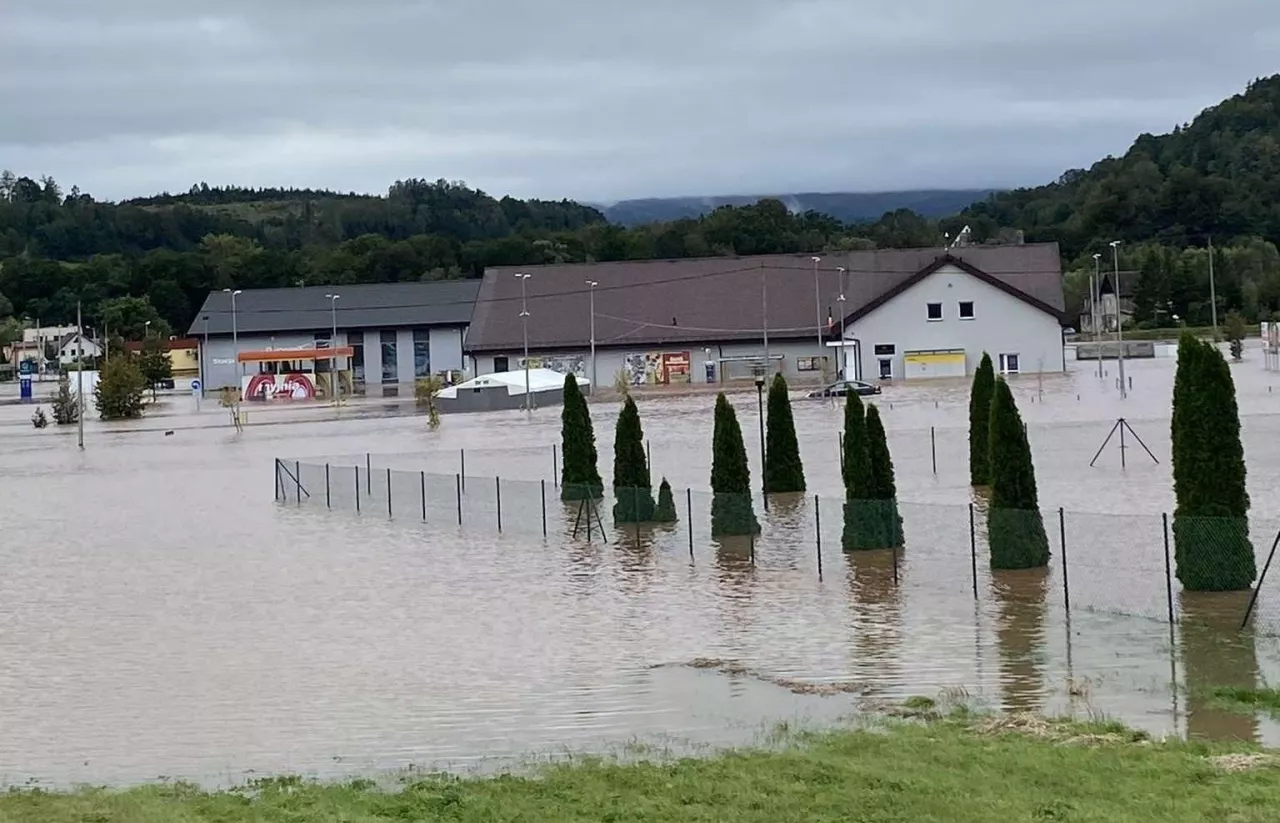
843,261 -> 1065,380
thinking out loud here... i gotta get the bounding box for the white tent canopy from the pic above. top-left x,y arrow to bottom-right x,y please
438,368 -> 589,399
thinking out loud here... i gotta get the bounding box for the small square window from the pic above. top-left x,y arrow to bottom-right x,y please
958,301 -> 975,320
999,353 -> 1020,374
926,303 -> 943,321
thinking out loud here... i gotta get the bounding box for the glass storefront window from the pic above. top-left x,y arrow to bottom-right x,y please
413,329 -> 431,378
381,330 -> 398,382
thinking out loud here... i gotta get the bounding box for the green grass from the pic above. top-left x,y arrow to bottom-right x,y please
1210,686 -> 1280,717
3,715 -> 1278,822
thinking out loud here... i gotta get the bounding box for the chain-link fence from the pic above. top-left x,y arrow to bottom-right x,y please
273,457 -> 1280,637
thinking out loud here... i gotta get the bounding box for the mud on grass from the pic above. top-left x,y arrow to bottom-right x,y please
3,713 -> 1279,823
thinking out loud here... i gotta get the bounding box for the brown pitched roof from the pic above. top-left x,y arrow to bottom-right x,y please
465,244 -> 1063,353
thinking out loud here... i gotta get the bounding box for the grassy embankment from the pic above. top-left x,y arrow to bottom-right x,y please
1212,686 -> 1280,716
2,710 -> 1278,822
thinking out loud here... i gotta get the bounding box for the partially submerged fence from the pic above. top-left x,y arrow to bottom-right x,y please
273,457 -> 1280,637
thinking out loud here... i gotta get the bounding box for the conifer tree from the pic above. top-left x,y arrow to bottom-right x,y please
986,377 -> 1049,569
654,478 -> 678,523
864,403 -> 903,548
560,374 -> 603,501
612,396 -> 655,522
968,352 -> 995,486
764,373 -> 806,493
841,392 -> 877,550
1171,332 -> 1254,590
52,372 -> 80,425
710,393 -> 759,536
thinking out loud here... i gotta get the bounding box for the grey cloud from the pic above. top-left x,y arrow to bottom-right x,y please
2,0 -> 1278,202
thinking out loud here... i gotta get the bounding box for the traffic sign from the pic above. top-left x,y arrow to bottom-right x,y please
190,379 -> 202,394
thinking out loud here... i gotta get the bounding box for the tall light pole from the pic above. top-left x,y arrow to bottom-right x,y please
836,266 -> 847,379
1208,235 -> 1218,339
1091,252 -> 1103,379
224,288 -> 242,384
76,300 -> 84,450
1110,240 -> 1126,400
760,263 -> 770,374
755,374 -> 768,511
585,279 -> 598,395
516,273 -> 531,411
326,294 -> 340,406
811,256 -> 824,361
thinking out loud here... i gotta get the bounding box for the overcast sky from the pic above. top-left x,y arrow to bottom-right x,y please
3,0 -> 1278,204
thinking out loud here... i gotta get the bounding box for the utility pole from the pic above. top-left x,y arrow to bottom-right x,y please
811,256 -> 823,357
586,279 -> 598,395
760,262 -> 770,374
1111,240 -> 1126,400
1208,236 -> 1218,339
516,273 -> 531,411
1092,253 -> 1103,379
836,266 -> 847,380
76,301 -> 84,450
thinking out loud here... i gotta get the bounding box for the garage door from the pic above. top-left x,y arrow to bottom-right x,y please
904,349 -> 967,379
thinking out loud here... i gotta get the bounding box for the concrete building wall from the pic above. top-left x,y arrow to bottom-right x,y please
846,263 -> 1064,380
430,327 -> 465,375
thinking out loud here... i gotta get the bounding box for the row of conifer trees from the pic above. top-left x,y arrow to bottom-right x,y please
557,373 -> 902,550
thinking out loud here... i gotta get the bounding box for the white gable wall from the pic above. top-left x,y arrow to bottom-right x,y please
847,264 -> 1064,379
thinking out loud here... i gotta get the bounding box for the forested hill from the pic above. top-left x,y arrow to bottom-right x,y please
961,75 -> 1280,259
0,173 -> 943,342
600,189 -> 997,226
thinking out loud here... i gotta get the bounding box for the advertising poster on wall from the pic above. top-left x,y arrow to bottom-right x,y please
242,373 -> 318,401
623,351 -> 693,385
519,355 -> 586,378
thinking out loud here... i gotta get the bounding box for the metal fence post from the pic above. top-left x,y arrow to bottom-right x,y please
274,459 -> 282,502
749,528 -> 755,566
355,466 -> 361,514
455,473 -> 462,525
931,427 -> 937,475
295,460 -> 301,505
420,471 -> 427,521
496,476 -> 502,533
686,488 -> 694,561
540,479 -> 547,537
646,440 -> 651,471
633,487 -> 641,550
1059,507 -> 1070,615
814,494 -> 823,580
386,467 -> 392,519
325,463 -> 331,509
366,453 -> 372,494
1162,513 -> 1175,629
892,539 -> 899,587
969,502 -> 978,600
460,449 -> 466,492
552,445 -> 558,488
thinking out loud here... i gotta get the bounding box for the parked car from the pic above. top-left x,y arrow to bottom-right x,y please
805,379 -> 881,399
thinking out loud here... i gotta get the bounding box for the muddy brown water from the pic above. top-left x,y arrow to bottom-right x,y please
3,352 -> 1280,787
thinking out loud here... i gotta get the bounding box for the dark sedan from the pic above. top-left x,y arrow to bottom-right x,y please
805,379 -> 881,399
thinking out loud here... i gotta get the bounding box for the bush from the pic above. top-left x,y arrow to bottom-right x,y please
1171,332 -> 1254,590
968,352 -> 995,486
710,393 -> 758,536
560,374 -> 603,501
1225,311 -> 1247,361
987,377 -> 1049,569
612,396 -> 655,523
94,354 -> 146,420
653,478 -> 678,523
414,375 -> 444,430
764,373 -> 806,493
51,373 -> 80,425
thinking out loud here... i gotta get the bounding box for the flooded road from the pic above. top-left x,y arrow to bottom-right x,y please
3,351 -> 1280,787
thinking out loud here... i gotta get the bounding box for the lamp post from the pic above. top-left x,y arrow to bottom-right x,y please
755,373 -> 768,511
1110,240 -> 1126,400
585,279 -> 598,395
811,255 -> 824,360
516,273 -> 531,411
326,294 -> 340,406
836,266 -> 847,379
144,320 -> 152,339
76,300 -> 84,450
1091,252 -> 1102,379
760,263 -> 770,374
223,288 -> 242,384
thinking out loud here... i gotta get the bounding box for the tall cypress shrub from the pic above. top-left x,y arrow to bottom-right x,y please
987,377 -> 1049,569
710,393 -> 759,536
560,374 -> 603,501
841,392 -> 877,550
1171,333 -> 1254,591
612,396 -> 655,522
865,404 -> 904,548
764,373 -> 806,493
968,352 -> 995,486
654,478 -> 678,523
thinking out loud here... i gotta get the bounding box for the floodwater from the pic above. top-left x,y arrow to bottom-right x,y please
3,347 -> 1280,788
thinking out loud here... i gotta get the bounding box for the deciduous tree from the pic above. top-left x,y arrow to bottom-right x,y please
94,353 -> 146,420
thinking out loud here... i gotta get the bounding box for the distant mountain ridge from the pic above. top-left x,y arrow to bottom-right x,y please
599,189 -> 1000,226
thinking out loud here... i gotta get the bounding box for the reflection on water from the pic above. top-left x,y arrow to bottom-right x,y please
1181,591 -> 1260,742
4,357 -> 1280,787
992,569 -> 1049,715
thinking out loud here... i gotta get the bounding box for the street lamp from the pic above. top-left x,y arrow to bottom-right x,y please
224,288 -> 242,382
836,266 -> 847,379
516,273 -> 532,411
1091,253 -> 1102,379
1110,240 -> 1126,399
326,294 -> 340,406
811,256 -> 823,357
755,374 -> 768,511
585,279 -> 598,395
144,320 -> 152,338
